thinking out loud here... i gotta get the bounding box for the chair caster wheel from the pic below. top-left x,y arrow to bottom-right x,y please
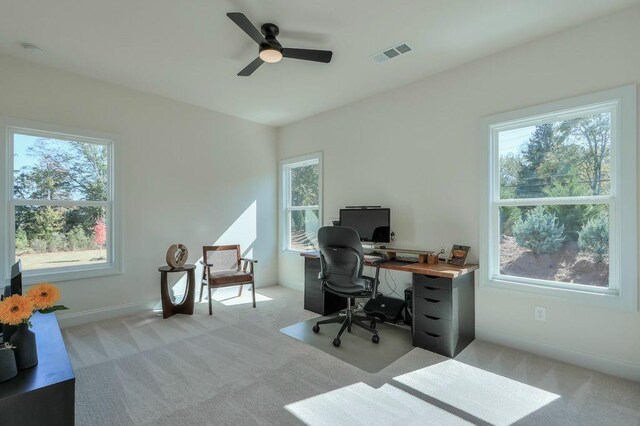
370,321 -> 376,329
372,334 -> 380,344
332,338 -> 341,347
312,324 -> 320,333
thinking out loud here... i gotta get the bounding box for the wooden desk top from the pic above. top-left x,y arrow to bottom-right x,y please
301,251 -> 478,279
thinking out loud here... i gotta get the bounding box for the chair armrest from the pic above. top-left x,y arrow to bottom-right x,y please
241,258 -> 257,274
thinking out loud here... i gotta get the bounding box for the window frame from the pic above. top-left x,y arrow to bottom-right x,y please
479,86 -> 637,310
1,117 -> 123,285
280,152 -> 323,253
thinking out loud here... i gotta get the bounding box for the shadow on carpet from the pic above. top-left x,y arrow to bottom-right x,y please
280,317 -> 414,373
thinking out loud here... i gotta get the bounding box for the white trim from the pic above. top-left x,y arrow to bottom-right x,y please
279,152 -> 323,252
479,85 -> 637,311
57,296 -> 159,328
0,116 -> 123,284
476,327 -> 640,382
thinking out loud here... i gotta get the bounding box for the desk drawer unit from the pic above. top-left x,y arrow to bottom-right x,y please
412,271 -> 475,358
304,258 -> 347,315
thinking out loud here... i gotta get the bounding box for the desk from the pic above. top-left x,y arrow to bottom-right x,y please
301,251 -> 478,358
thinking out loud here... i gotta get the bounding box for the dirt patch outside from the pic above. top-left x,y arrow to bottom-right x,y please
499,236 -> 608,287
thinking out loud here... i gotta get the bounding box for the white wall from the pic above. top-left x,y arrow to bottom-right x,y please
277,7 -> 640,378
0,55 -> 278,326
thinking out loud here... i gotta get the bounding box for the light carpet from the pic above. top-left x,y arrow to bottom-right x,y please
62,285 -> 640,425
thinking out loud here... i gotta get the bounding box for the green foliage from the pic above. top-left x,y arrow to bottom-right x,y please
67,225 -> 91,251
13,137 -> 108,247
47,233 -> 67,252
38,305 -> 69,314
30,238 -> 48,253
15,227 -> 29,252
578,212 -> 609,262
516,124 -> 556,198
500,207 -> 521,237
513,206 -> 565,254
33,206 -> 64,240
544,172 -> 592,241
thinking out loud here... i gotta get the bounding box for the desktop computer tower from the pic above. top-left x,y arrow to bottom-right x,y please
404,288 -> 413,327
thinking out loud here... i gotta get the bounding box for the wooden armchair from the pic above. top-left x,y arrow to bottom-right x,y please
200,245 -> 257,315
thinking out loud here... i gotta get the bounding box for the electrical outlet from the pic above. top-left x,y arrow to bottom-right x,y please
534,306 -> 546,321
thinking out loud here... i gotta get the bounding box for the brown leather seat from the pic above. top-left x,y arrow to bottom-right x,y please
208,270 -> 253,286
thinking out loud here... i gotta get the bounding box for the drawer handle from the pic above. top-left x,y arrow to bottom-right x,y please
423,297 -> 439,303
425,332 -> 440,338
423,286 -> 439,291
422,275 -> 440,279
424,315 -> 440,320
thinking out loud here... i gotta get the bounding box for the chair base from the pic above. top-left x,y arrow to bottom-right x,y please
312,299 -> 380,347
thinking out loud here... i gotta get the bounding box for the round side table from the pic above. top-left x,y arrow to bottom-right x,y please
158,264 -> 196,319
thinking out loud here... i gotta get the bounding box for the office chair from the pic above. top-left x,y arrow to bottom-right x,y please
312,226 -> 382,347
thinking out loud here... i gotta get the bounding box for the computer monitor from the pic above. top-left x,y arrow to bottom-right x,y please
9,260 -> 23,296
339,208 -> 391,243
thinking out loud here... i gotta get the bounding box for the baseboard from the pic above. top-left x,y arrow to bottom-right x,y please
476,328 -> 640,382
56,297 -> 160,328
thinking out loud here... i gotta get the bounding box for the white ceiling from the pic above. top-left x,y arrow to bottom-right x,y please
1,0 -> 638,126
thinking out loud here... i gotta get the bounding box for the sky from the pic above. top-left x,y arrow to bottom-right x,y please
498,125 -> 535,156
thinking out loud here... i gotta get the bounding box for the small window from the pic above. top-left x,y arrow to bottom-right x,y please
1,118 -> 121,283
281,153 -> 322,252
480,86 -> 637,309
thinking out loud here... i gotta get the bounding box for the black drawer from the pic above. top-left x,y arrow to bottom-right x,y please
414,294 -> 452,320
413,274 -> 453,290
413,283 -> 452,303
413,329 -> 452,357
415,314 -> 452,337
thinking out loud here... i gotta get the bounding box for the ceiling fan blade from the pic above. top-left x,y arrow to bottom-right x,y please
238,57 -> 264,76
282,48 -> 332,63
227,12 -> 266,45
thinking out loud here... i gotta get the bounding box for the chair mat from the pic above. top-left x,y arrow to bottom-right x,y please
279,316 -> 415,373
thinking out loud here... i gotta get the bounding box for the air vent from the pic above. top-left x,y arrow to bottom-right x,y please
371,42 -> 413,63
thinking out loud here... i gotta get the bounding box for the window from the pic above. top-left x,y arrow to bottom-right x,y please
1,118 -> 121,284
281,153 -> 322,252
480,86 -> 637,309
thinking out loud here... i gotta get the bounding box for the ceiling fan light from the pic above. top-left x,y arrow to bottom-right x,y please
259,48 -> 283,63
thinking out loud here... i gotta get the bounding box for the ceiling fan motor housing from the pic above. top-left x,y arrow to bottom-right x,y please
260,23 -> 282,51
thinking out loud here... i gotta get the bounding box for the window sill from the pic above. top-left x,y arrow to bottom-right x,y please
482,275 -> 635,311
19,264 -> 122,286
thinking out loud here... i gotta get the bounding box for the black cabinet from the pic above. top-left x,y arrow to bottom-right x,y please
412,272 -> 475,358
304,257 -> 347,315
0,312 -> 75,426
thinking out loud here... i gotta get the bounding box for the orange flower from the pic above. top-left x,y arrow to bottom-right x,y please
0,295 -> 34,326
25,283 -> 61,310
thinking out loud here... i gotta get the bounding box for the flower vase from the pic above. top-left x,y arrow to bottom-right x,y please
10,323 -> 38,370
0,345 -> 18,382
2,323 -> 17,343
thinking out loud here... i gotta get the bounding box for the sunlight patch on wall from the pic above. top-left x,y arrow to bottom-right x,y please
214,200 -> 257,252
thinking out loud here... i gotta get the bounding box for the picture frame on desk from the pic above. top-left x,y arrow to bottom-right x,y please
448,245 -> 470,266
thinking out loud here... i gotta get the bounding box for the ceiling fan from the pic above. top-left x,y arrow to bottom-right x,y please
227,12 -> 333,76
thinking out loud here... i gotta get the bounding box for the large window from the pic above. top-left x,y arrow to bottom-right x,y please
281,153 -> 322,252
480,86 -> 637,309
1,118 -> 121,283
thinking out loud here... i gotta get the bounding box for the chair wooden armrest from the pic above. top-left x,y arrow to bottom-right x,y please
240,258 -> 257,273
